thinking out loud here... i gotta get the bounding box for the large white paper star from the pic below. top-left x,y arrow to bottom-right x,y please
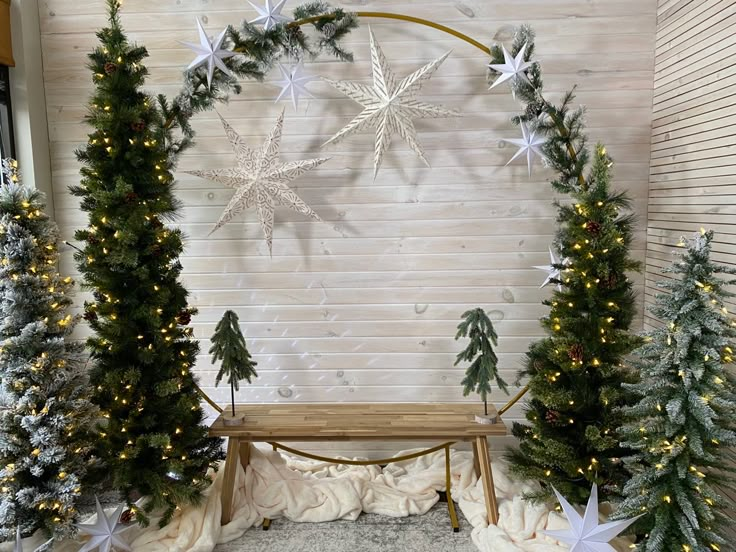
181,19 -> 236,89
503,121 -> 546,177
488,43 -> 535,90
274,61 -> 317,110
76,497 -> 132,552
543,484 -> 640,552
534,247 -> 570,291
323,27 -> 458,178
248,0 -> 292,30
185,111 -> 328,255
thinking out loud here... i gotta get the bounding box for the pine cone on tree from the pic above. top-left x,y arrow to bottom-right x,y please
104,62 -> 118,74
177,310 -> 192,326
124,192 -> 139,204
602,273 -> 619,290
568,343 -> 584,363
120,508 -> 135,523
545,409 -> 560,424
585,221 -> 602,235
83,310 -> 98,322
130,120 -> 146,132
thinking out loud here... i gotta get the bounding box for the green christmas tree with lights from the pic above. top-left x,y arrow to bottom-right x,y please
614,230 -> 736,552
71,2 -> 223,526
500,26 -> 643,504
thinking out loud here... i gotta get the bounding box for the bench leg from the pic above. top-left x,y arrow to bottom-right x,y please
475,436 -> 499,525
220,437 -> 241,525
471,440 -> 481,480
444,445 -> 460,532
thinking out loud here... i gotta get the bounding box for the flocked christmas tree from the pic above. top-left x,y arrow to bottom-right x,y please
500,27 -> 643,504
71,2 -> 223,526
454,308 -> 508,417
614,230 -> 736,552
210,311 -> 259,419
0,159 -> 98,542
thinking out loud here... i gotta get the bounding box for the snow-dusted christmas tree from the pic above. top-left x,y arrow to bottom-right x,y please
0,159 -> 98,542
615,229 -> 736,552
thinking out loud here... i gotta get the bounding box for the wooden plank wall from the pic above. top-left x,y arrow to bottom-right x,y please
646,0 -> 736,326
38,0 -> 656,456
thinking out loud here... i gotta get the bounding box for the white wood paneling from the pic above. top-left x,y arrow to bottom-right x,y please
39,0 -> 656,456
645,0 -> 736,329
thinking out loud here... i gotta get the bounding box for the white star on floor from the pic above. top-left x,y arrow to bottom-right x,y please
185,111 -> 329,255
503,121 -> 546,177
543,484 -> 640,552
248,0 -> 292,30
181,19 -> 236,89
488,43 -> 535,90
76,497 -> 132,552
274,61 -> 317,110
323,27 -> 458,178
534,247 -> 570,291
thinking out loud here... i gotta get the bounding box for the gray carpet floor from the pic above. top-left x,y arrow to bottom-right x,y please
213,501 -> 478,552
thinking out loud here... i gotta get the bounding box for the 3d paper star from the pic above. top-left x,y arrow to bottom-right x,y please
248,0 -> 292,30
488,43 -> 535,90
543,484 -> 640,552
274,61 -> 317,110
12,526 -> 54,552
503,122 -> 546,177
323,27 -> 458,178
534,247 -> 570,291
76,497 -> 132,552
185,111 -> 328,255
181,19 -> 236,89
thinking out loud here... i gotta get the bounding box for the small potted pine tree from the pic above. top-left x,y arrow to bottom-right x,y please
454,308 -> 509,423
209,310 -> 258,426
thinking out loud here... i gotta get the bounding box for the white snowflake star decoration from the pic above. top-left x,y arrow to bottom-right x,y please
543,484 -> 641,552
503,122 -> 546,177
488,43 -> 535,90
323,27 -> 458,178
185,111 -> 328,255
274,61 -> 317,110
248,0 -> 292,30
534,247 -> 570,291
181,19 -> 236,89
76,497 -> 132,552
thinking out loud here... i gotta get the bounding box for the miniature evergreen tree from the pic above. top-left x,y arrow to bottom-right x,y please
614,230 -> 736,552
454,308 -> 508,417
210,311 -> 258,418
0,159 -> 98,541
500,26 -> 643,504
71,2 -> 223,526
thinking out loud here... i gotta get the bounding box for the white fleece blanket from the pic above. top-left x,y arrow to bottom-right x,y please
14,445 -> 633,552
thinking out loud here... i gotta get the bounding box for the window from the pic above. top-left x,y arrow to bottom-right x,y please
0,65 -> 14,159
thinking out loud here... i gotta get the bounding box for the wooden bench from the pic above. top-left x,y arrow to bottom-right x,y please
209,403 -> 506,529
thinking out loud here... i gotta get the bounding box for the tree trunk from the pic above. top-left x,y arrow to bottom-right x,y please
231,383 -> 236,418
484,399 -> 488,416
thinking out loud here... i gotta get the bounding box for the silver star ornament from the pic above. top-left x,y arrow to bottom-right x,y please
504,122 -> 546,177
488,42 -> 535,90
534,247 -> 570,291
323,27 -> 458,178
185,111 -> 329,255
274,61 -> 317,110
76,497 -> 132,552
181,19 -> 236,89
249,0 -> 292,30
543,484 -> 641,552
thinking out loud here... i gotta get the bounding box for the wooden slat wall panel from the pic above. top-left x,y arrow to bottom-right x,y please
38,0 -> 656,457
646,0 -> 736,330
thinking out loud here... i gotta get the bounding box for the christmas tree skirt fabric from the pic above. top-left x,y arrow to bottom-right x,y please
26,446 -> 633,552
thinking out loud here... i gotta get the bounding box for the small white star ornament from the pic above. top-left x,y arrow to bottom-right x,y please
249,0 -> 292,30
503,121 -> 546,177
543,484 -> 641,552
12,525 -> 54,552
323,27 -> 458,178
488,43 -> 535,90
185,111 -> 328,255
534,247 -> 570,291
76,497 -> 132,552
274,61 -> 317,109
181,19 -> 236,89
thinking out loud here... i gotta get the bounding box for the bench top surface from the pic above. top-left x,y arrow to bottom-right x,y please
209,403 -> 507,440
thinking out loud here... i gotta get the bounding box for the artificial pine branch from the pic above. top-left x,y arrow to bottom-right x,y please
613,230 -> 736,552
495,27 -> 643,505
